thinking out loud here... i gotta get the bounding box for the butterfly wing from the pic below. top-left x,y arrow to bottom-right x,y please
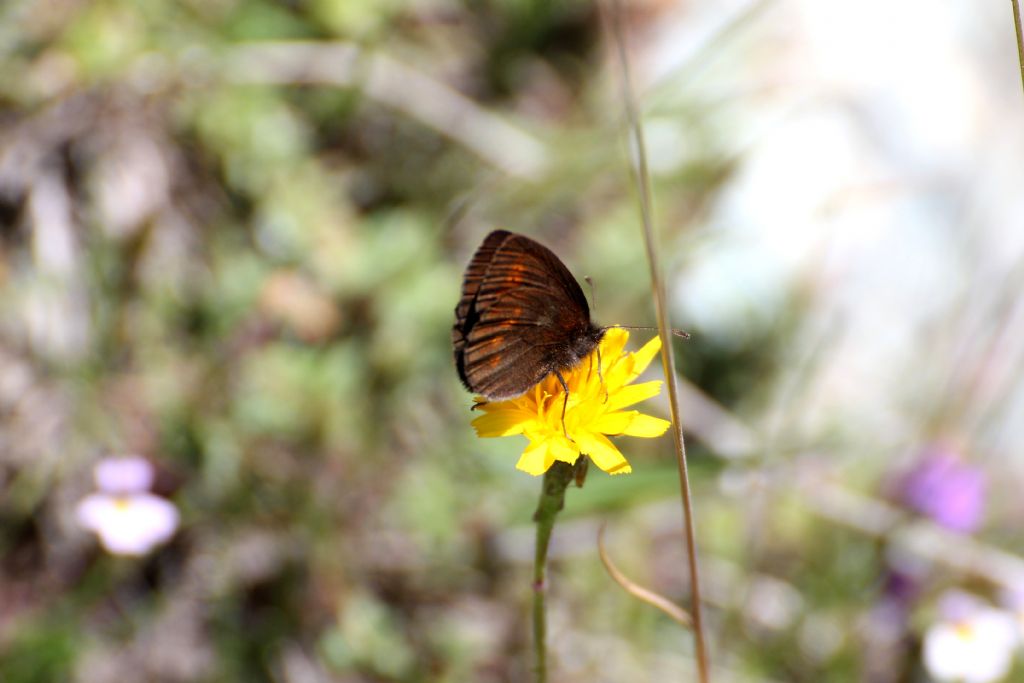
453,230 -> 593,399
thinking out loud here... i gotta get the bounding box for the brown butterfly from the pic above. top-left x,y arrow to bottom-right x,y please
452,230 -> 606,404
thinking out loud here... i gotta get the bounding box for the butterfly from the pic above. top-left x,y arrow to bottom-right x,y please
452,230 -> 606,407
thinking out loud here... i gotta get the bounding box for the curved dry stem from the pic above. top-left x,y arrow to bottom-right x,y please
597,523 -> 692,628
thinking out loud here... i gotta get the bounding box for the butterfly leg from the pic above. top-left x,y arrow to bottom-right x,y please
596,346 -> 608,403
554,370 -> 572,439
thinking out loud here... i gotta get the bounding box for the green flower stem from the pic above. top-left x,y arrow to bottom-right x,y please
531,459 -> 576,683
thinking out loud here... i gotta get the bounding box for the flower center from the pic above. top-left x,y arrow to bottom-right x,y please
953,621 -> 976,642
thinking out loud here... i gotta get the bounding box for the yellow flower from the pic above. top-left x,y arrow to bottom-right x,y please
471,328 -> 670,476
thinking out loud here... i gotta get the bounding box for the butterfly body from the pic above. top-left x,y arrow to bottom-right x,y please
453,230 -> 605,400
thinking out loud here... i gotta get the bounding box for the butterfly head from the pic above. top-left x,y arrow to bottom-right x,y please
569,324 -> 606,365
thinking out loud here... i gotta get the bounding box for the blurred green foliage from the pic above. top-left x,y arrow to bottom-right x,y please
5,0 -> 1006,682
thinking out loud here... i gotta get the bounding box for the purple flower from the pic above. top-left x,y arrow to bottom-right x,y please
899,446 -> 986,533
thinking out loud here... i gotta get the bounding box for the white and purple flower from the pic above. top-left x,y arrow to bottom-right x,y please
923,592 -> 1019,683
75,456 -> 179,557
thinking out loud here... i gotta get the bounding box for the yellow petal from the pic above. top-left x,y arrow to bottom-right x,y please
516,440 -> 553,476
548,434 -> 581,463
621,413 -> 671,437
607,461 -> 632,475
472,410 -> 532,437
627,334 -> 662,381
575,431 -> 632,475
605,380 -> 663,412
600,327 -> 629,360
588,411 -> 637,435
603,358 -> 633,392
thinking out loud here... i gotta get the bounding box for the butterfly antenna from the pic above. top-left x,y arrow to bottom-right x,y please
613,324 -> 692,340
584,276 -> 597,312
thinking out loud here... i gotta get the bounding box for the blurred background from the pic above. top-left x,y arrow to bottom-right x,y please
2,0 -> 1024,681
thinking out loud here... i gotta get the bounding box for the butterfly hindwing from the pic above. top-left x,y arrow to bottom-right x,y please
453,230 -> 601,399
